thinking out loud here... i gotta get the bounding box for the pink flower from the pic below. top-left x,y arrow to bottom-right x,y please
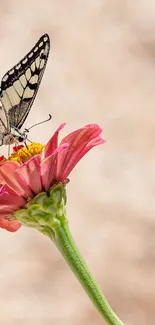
0,124 -> 105,232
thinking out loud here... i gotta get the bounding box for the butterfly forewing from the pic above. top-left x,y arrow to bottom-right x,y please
0,34 -> 50,131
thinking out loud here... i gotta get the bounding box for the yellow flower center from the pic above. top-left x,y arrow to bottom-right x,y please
9,143 -> 45,164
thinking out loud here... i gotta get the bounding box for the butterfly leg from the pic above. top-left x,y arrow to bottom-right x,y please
26,138 -> 32,143
24,141 -> 28,149
8,144 -> 10,158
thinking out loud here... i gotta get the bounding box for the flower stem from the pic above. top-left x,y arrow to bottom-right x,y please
47,221 -> 124,325
14,185 -> 124,324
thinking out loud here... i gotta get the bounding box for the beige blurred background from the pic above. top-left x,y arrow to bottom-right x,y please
0,1 -> 155,324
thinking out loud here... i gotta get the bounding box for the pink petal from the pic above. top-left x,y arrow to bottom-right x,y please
0,208 -> 17,217
44,123 -> 66,158
56,124 -> 105,180
0,184 -> 26,232
0,184 -> 20,196
16,155 -> 42,195
0,185 -> 26,212
0,160 -> 20,170
41,144 -> 69,191
0,217 -> 21,232
0,161 -> 33,198
0,185 -> 25,232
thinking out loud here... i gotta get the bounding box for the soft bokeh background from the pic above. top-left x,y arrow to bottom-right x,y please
0,1 -> 155,324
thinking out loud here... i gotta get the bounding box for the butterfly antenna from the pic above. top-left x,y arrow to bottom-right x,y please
25,114 -> 52,132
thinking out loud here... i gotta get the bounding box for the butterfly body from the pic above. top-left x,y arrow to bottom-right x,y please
0,33 -> 50,146
1,126 -> 27,145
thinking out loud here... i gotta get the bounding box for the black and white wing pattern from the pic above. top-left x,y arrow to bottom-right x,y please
0,33 -> 50,131
0,103 -> 10,145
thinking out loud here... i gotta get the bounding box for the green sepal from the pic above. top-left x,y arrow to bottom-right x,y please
14,183 -> 67,236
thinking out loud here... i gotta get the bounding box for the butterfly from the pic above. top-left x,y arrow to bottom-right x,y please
0,33 -> 50,146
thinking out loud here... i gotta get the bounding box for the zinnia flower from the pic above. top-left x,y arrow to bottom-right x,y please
0,123 -> 105,232
0,123 -> 124,325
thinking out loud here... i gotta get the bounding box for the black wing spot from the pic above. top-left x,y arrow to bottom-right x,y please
27,81 -> 38,90
40,53 -> 46,59
31,68 -> 40,76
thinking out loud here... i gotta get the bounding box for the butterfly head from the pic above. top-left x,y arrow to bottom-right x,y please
16,134 -> 27,143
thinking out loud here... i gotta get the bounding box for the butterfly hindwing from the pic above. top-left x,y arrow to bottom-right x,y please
0,104 -> 10,145
0,34 -> 50,130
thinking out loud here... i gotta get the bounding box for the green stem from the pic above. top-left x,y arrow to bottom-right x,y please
14,185 -> 124,324
47,221 -> 124,325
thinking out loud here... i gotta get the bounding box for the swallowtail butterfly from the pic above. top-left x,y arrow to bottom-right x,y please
0,33 -> 50,146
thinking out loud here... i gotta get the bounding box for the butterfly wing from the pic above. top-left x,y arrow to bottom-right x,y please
0,103 -> 10,145
0,34 -> 50,130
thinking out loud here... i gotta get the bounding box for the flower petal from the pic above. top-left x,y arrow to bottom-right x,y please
0,161 -> 33,198
41,143 -> 69,191
56,124 -> 105,180
0,217 -> 21,232
16,155 -> 42,195
0,185 -> 26,211
0,155 -> 6,163
44,123 -> 66,158
13,145 -> 24,152
0,160 -> 20,170
0,185 -> 24,232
